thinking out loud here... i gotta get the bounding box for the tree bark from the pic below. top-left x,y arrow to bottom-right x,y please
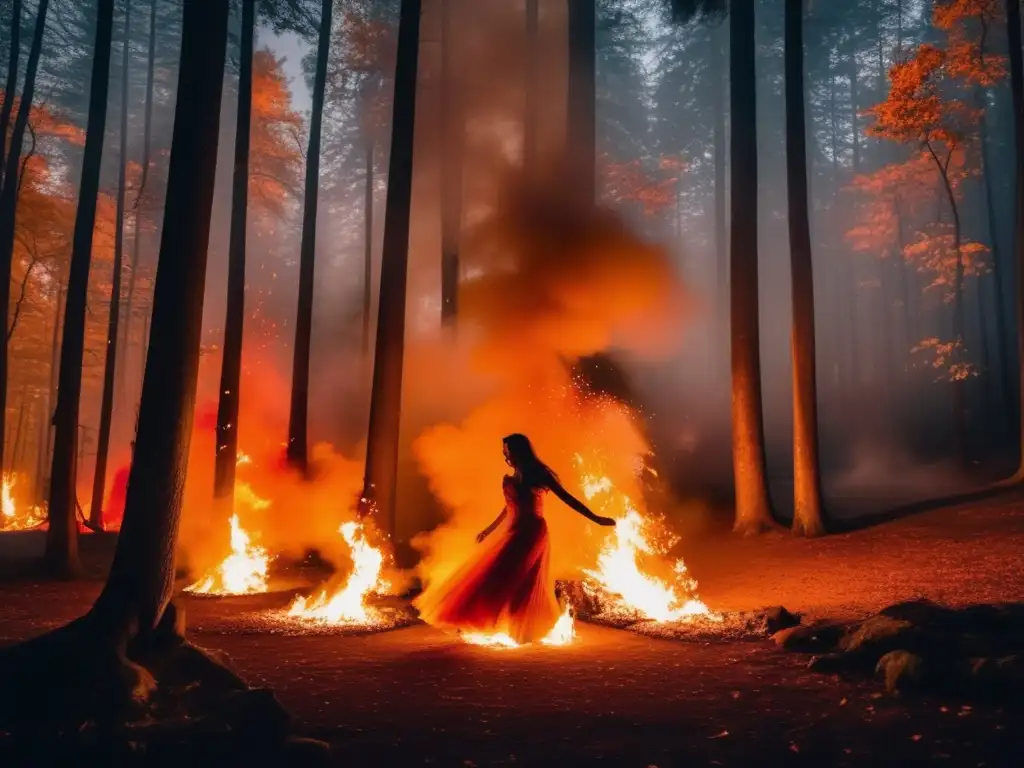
0,0 -> 21,190
729,0 -> 775,535
362,137 -> 373,357
785,0 -> 825,537
287,0 -> 332,474
90,0 -> 133,532
91,0 -> 229,637
0,0 -> 47,479
566,0 -> 596,203
214,0 -> 255,502
119,0 -> 158,408
45,0 -> 116,577
439,0 -> 462,326
524,0 -> 539,172
362,0 -> 421,542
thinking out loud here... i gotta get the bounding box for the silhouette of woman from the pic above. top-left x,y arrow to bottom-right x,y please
415,433 -> 615,644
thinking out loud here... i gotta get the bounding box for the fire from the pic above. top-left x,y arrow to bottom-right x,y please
184,513 -> 271,595
287,521 -> 390,625
577,456 -> 718,623
461,604 -> 576,648
0,472 -> 46,532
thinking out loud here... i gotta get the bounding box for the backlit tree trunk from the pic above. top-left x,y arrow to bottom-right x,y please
214,0 -> 255,502
119,0 -> 157,407
362,0 -> 421,541
524,0 -> 539,172
785,0 -> 825,537
90,0 -> 228,637
729,0 -> 775,535
0,0 -> 47,477
90,0 -> 133,532
567,0 -> 595,202
46,0 -> 115,577
0,0 -> 21,189
440,0 -> 462,326
287,0 -> 332,474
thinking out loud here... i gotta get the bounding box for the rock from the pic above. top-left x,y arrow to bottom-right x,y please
772,621 -> 845,653
875,650 -> 926,694
280,736 -> 332,765
808,653 -> 850,674
762,607 -> 800,636
842,615 -> 920,660
221,687 -> 291,743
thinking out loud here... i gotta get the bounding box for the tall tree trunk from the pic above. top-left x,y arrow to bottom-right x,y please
362,0 -> 421,542
713,23 -> 728,378
45,0 -> 116,577
39,281 -> 63,503
439,0 -> 462,326
566,0 -> 595,203
90,0 -> 133,532
729,0 -> 775,534
214,0 -> 254,502
524,0 -> 539,172
0,0 -> 21,189
90,0 -> 228,637
362,137 -> 373,357
0,0 -> 47,478
287,0 -> 332,474
119,0 -> 157,408
786,0 -> 825,537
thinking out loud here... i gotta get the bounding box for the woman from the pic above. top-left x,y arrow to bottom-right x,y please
416,433 -> 615,644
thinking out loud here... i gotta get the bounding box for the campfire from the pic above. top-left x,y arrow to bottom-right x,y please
0,472 -> 46,532
576,452 -> 719,625
184,513 -> 271,595
286,521 -> 390,626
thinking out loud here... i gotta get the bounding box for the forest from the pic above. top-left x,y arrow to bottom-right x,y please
1,0 -> 1024,764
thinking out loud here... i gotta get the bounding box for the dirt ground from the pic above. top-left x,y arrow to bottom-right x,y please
2,491 -> 1024,766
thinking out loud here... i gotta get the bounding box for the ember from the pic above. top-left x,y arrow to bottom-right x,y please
287,521 -> 390,625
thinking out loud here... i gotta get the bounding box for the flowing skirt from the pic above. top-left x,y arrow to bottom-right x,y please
415,517 -> 562,644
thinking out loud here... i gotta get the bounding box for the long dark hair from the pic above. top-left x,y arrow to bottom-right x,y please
503,433 -> 558,487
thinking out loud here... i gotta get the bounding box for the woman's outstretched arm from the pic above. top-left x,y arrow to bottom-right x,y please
477,510 -> 508,542
548,478 -> 616,526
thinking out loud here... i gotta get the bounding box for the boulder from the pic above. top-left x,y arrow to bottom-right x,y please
772,621 -> 845,653
761,606 -> 801,636
842,615 -> 920,661
876,650 -> 927,694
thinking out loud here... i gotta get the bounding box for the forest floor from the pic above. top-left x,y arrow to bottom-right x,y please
2,489 -> 1024,766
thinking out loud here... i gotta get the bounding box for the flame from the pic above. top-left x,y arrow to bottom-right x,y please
0,472 -> 46,531
286,521 -> 390,625
577,456 -> 718,623
184,513 -> 271,595
461,604 -> 576,648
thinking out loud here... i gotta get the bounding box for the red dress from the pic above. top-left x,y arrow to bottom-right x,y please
415,474 -> 562,643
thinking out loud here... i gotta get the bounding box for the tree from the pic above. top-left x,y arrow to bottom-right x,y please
0,1 -> 241,748
362,0 -> 422,541
786,0 -> 825,537
0,0 -> 21,187
1006,0 -> 1024,479
90,0 -> 134,531
287,0 -> 332,474
567,0 -> 596,202
214,0 -> 256,503
439,0 -> 462,326
45,0 -> 116,576
0,0 -> 48,474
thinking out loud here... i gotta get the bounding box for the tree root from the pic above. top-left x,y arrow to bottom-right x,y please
0,603 -> 330,764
